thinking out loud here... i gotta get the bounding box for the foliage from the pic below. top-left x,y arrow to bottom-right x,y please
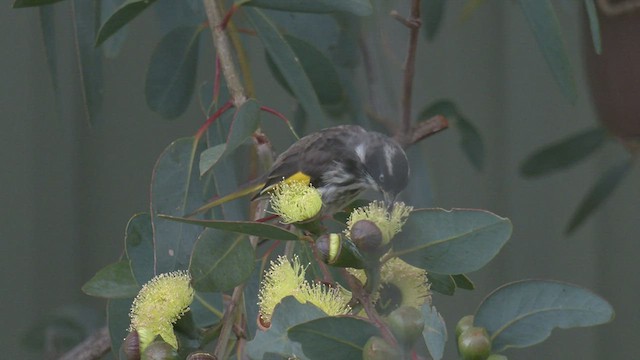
16,0 -> 617,359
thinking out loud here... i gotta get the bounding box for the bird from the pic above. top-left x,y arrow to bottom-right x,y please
190,125 -> 410,216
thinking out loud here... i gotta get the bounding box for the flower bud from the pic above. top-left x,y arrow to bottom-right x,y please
315,233 -> 366,269
361,336 -> 400,360
186,352 -> 217,360
487,355 -> 508,360
457,326 -> 492,360
122,331 -> 140,360
350,220 -> 383,253
455,315 -> 475,339
385,306 -> 425,350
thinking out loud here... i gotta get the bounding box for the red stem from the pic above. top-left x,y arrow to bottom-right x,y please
195,101 -> 234,140
400,0 -> 422,135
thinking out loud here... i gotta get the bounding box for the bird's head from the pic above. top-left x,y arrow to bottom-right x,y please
358,133 -> 410,205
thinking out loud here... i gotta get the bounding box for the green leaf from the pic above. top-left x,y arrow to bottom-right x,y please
422,0 -> 446,41
189,228 -> 255,292
107,298 -> 134,358
95,0 -> 158,46
245,8 -> 325,120
393,209 -> 512,274
191,291 -> 224,327
159,215 -> 300,240
518,0 -> 576,102
520,127 -> 607,177
422,304 -> 447,360
82,260 -> 140,298
145,25 -> 202,119
452,274 -> 475,290
584,0 -> 602,55
267,35 -> 345,108
151,137 -> 207,273
244,0 -> 372,16
420,100 -> 484,170
288,316 -> 379,360
100,0 -> 129,58
566,159 -> 632,234
13,0 -> 66,7
246,297 -> 327,360
124,213 -> 154,284
474,280 -> 615,352
72,0 -> 104,125
199,144 -> 226,176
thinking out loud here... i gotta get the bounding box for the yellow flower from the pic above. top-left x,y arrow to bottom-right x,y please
348,257 -> 430,313
129,270 -> 194,352
269,181 -> 323,223
346,201 -> 412,245
258,255 -> 350,325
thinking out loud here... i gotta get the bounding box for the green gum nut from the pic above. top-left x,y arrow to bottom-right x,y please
351,220 -> 383,252
487,355 -> 507,360
385,306 -> 425,350
186,353 -> 218,360
362,336 -> 400,360
122,331 -> 140,360
457,326 -> 492,360
315,233 -> 366,269
142,339 -> 179,360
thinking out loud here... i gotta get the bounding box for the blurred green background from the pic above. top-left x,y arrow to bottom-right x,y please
2,1 -> 638,359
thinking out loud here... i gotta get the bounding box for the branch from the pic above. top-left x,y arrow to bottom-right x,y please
58,326 -> 110,360
395,115 -> 449,148
393,0 -> 422,136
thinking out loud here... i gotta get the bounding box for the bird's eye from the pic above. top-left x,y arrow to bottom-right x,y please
378,174 -> 385,184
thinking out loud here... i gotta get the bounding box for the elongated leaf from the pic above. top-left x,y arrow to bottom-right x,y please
72,0 -> 104,125
245,8 -> 325,120
82,260 -> 140,298
199,144 -> 226,176
146,25 -> 202,119
267,35 -> 345,107
100,0 -> 129,58
453,274 -> 475,290
518,0 -> 576,102
189,228 -> 255,292
393,209 -> 512,274
427,273 -> 456,295
226,99 -> 261,155
475,280 -> 614,352
422,305 -> 447,360
245,0 -> 372,16
246,297 -> 326,360
288,317 -> 379,360
566,159 -> 632,233
521,127 -> 607,177
422,0 -> 446,41
124,213 -> 154,284
151,137 -> 207,273
107,298 -> 133,358
96,0 -> 158,46
13,0 -> 66,7
420,99 -> 484,170
584,0 -> 602,54
159,215 -> 300,240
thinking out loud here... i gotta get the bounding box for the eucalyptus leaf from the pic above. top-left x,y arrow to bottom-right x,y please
107,298 -> 134,358
584,0 -> 602,55
189,228 -> 255,292
160,215 -> 300,240
267,35 -> 345,108
566,159 -> 632,234
245,0 -> 372,16
288,317 -> 379,360
518,0 -> 576,102
124,213 -> 154,284
246,297 -> 326,360
13,0 -> 66,7
475,280 -> 614,352
520,127 -> 607,177
95,0 -> 159,46
72,0 -> 104,125
146,25 -> 202,119
393,209 -> 512,274
452,274 -> 475,290
199,144 -> 226,176
426,273 -> 473,295
100,0 -> 129,58
422,304 -> 447,360
151,137 -> 207,273
422,0 -> 446,41
245,8 -> 325,121
82,260 -> 140,298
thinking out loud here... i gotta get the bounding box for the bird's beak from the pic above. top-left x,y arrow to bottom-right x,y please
383,191 -> 397,211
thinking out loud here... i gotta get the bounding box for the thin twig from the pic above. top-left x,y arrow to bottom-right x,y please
58,326 -> 110,360
395,115 -> 449,148
396,1 -> 422,136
